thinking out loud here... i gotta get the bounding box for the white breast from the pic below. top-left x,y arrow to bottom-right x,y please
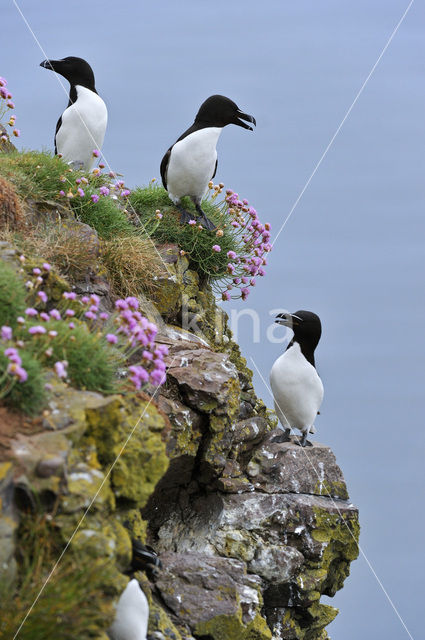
108,579 -> 149,640
270,343 -> 324,434
56,85 -> 107,170
166,127 -> 221,203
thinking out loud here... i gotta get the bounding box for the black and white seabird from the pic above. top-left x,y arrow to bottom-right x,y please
270,310 -> 324,447
160,94 -> 256,230
40,56 -> 107,170
108,578 -> 149,640
130,540 -> 162,581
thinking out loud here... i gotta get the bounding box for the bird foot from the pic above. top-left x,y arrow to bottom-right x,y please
271,428 -> 291,444
298,432 -> 313,447
176,205 -> 193,225
195,204 -> 216,231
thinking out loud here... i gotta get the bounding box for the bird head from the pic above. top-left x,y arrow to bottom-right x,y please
275,310 -> 322,350
40,56 -> 96,89
195,95 -> 256,130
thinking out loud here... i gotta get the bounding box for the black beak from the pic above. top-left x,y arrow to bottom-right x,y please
234,110 -> 256,131
40,59 -> 58,71
275,313 -> 301,327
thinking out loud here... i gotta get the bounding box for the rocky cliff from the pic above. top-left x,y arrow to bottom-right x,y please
0,152 -> 359,640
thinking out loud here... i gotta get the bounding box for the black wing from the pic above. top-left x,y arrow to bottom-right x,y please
54,115 -> 62,155
160,148 -> 171,190
212,158 -> 218,180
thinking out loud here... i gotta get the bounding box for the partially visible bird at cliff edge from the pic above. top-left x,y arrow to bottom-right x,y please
130,539 -> 162,581
160,94 -> 256,230
270,310 -> 324,447
40,56 -> 107,170
108,578 -> 149,640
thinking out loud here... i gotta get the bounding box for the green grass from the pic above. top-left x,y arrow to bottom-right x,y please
0,150 -> 134,239
129,184 -> 241,280
0,514 -> 117,640
71,190 -> 134,239
0,260 -> 27,327
38,320 -> 120,394
0,348 -> 46,415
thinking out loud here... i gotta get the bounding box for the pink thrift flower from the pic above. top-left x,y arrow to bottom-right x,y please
12,129 -> 20,137
38,291 -> 48,303
85,311 -> 97,320
68,322 -> 75,329
222,291 -> 231,301
42,262 -> 51,271
241,287 -> 250,300
63,291 -> 77,300
212,245 -> 221,253
32,268 -> 41,275
12,365 -> 28,383
92,149 -> 100,157
7,101 -> 15,109
99,312 -> 109,320
45,383 -> 53,391
126,297 -> 139,310
77,188 -> 85,197
81,296 -> 90,304
188,220 -> 197,226
115,299 -> 128,311
106,333 -> 118,344
49,309 -> 61,320
48,330 -> 58,338
5,348 -> 21,365
1,326 -> 12,341
17,316 -> 25,324
65,309 -> 75,317
91,194 -> 99,203
25,308 -> 38,317
54,361 -> 68,378
99,186 -> 110,196
40,312 -> 50,322
28,326 -> 47,335
227,251 -> 237,259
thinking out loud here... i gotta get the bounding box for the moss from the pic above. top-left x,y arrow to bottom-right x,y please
0,258 -> 26,326
194,611 -> 272,640
148,600 -> 184,640
313,479 -> 348,501
118,508 -> 148,542
310,507 -> 360,597
84,396 -> 169,505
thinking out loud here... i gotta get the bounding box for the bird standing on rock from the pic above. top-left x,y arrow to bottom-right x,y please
160,94 -> 256,230
270,310 -> 324,447
40,56 -> 107,170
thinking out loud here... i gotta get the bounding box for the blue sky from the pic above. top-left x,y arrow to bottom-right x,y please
3,2 -> 424,638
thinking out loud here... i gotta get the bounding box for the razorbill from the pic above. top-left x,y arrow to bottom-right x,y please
270,310 -> 324,447
160,94 -> 255,230
108,578 -> 149,640
40,56 -> 107,170
130,540 -> 162,581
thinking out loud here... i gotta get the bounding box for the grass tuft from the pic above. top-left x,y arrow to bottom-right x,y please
0,260 -> 27,326
0,514 -> 117,639
129,184 -> 240,280
101,234 -> 164,298
0,348 -> 46,415
40,320 -> 120,394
